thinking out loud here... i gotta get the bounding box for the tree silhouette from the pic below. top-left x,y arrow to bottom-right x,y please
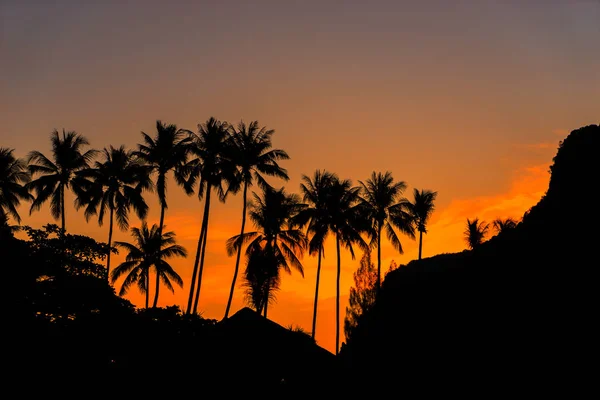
27,129 -> 97,232
344,249 -> 377,343
464,218 -> 490,250
327,177 -> 369,355
492,217 -> 517,234
134,120 -> 191,307
0,147 -> 32,224
226,185 -> 307,318
407,188 -> 438,260
358,171 -> 415,291
74,145 -> 153,280
224,120 -> 289,319
111,222 -> 186,309
294,169 -> 337,339
182,117 -> 237,315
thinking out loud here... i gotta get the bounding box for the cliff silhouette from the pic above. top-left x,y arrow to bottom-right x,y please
338,124 -> 599,395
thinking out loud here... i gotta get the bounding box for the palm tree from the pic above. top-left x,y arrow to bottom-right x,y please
407,188 -> 438,260
111,222 -> 186,309
492,217 -> 517,234
241,245 -> 281,314
294,169 -> 337,339
224,120 -> 290,319
358,171 -> 415,291
226,185 -> 307,318
464,218 -> 490,250
135,120 -> 191,307
182,117 -> 238,315
27,129 -> 97,232
327,177 -> 370,355
0,147 -> 32,224
74,145 -> 153,280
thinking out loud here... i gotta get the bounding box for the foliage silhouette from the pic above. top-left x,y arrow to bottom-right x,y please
27,129 -> 97,231
407,188 -> 438,260
111,222 -> 186,309
224,120 -> 289,319
134,120 -> 191,307
226,185 -> 307,317
0,147 -> 32,224
344,249 -> 377,342
463,217 -> 489,249
358,171 -> 415,291
74,145 -> 153,279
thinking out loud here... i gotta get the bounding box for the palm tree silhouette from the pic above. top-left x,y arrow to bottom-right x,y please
407,188 -> 438,260
135,120 -> 191,307
241,245 -> 280,314
224,120 -> 289,319
27,129 -> 97,232
0,147 -> 32,224
183,117 -> 237,315
358,171 -> 415,291
74,145 -> 153,280
327,177 -> 369,355
464,218 -> 490,250
492,217 -> 517,234
226,185 -> 307,318
294,169 -> 337,339
111,222 -> 186,309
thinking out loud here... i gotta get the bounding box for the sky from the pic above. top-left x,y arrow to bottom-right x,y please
1,0 -> 599,353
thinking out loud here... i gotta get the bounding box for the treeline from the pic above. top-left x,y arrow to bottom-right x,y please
2,117 -> 441,354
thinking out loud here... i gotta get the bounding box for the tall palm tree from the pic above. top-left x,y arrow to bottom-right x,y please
358,171 -> 415,291
327,177 -> 370,355
223,120 -> 290,319
74,145 -> 153,279
407,188 -> 438,260
183,117 -> 238,315
0,147 -> 32,224
492,217 -> 518,234
294,169 -> 337,339
135,120 -> 191,307
226,185 -> 307,318
464,218 -> 490,250
27,129 -> 97,232
111,222 -> 186,309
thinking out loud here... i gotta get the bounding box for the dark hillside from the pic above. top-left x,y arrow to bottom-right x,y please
339,124 -> 599,395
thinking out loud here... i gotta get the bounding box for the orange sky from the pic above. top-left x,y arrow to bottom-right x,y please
2,1 -> 599,353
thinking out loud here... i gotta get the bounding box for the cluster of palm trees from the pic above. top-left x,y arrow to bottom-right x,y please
464,217 -> 518,249
1,121 -> 440,355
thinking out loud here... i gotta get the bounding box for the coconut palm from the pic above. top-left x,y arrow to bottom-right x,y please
294,169 -> 337,339
134,120 -> 192,307
407,188 -> 438,260
224,120 -> 290,319
241,245 -> 281,314
226,185 -> 307,318
74,145 -> 153,279
0,147 -> 32,224
111,222 -> 186,309
27,129 -> 97,232
358,171 -> 415,291
492,217 -> 518,234
327,177 -> 370,355
182,117 -> 238,315
464,218 -> 490,250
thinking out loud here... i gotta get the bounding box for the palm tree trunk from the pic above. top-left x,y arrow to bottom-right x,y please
145,272 -> 149,309
152,204 -> 166,308
264,284 -> 269,318
335,234 -> 341,356
61,184 -> 66,232
311,247 -> 323,339
224,182 -> 248,319
418,230 -> 423,260
106,206 -> 114,281
377,226 -> 382,292
186,185 -> 209,315
192,188 -> 212,314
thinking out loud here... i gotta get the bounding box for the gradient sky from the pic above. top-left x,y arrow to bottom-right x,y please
2,0 -> 599,353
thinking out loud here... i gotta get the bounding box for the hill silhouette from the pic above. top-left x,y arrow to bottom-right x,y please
338,124 -> 599,395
